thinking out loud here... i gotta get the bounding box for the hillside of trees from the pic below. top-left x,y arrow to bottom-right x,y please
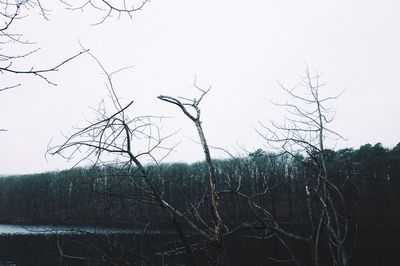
0,142 -> 399,265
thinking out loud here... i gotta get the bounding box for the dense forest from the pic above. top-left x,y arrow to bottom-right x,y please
1,142 -> 399,227
1,142 -> 399,265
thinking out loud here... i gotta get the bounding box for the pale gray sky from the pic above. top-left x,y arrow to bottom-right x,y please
1,0 -> 400,175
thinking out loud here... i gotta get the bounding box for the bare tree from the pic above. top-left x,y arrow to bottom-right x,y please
258,68 -> 352,266
49,54 -> 217,266
0,1 -> 88,90
51,71 -> 241,265
1,0 -> 149,132
0,1 -> 84,134
1,0 -> 150,91
158,84 -> 231,266
60,0 -> 150,25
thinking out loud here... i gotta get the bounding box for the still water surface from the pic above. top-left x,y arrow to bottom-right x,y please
0,224 -> 158,235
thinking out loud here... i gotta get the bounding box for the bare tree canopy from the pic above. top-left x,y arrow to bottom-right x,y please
258,69 -> 353,266
0,0 -> 150,90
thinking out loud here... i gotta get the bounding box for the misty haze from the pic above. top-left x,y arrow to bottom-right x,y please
1,1 -> 399,265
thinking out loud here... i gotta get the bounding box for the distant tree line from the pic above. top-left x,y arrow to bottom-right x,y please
1,142 -> 397,226
1,142 -> 399,246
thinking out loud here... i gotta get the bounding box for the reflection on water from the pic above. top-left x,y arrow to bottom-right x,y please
0,224 -> 162,235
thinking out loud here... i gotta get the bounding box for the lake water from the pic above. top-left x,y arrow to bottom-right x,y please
0,225 -> 176,265
0,226 -> 157,265
0,224 -> 164,235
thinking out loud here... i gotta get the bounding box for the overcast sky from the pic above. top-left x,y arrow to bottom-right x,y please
1,0 -> 400,175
